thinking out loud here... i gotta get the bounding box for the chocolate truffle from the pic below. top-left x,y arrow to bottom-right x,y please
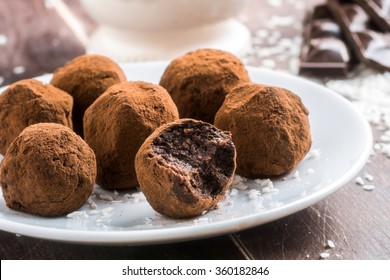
0,79 -> 73,155
214,83 -> 311,178
159,48 -> 250,123
0,123 -> 96,217
50,54 -> 127,136
83,81 -> 179,190
135,118 -> 236,218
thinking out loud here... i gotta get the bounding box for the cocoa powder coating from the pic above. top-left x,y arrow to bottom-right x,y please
214,83 -> 311,178
0,79 -> 73,155
83,81 -> 179,190
50,54 -> 127,136
159,49 -> 250,123
0,123 -> 96,217
135,118 -> 236,218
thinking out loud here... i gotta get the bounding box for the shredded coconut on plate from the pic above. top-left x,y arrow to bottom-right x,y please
67,211 -> 89,219
98,193 -> 113,202
355,176 -> 365,186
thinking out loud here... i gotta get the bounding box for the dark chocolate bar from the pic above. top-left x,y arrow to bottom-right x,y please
353,0 -> 390,32
299,5 -> 354,77
328,0 -> 390,72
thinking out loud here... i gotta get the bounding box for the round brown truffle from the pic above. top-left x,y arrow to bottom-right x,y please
214,83 -> 311,178
159,48 -> 250,123
0,123 -> 96,217
135,118 -> 236,218
50,54 -> 127,136
0,79 -> 73,155
83,81 -> 179,190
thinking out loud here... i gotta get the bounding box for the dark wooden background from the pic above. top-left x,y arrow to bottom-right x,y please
0,0 -> 389,260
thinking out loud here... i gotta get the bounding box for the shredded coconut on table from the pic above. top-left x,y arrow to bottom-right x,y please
363,185 -> 375,191
326,240 -> 335,249
355,176 -> 365,186
326,68 -> 390,158
12,66 -> 25,75
320,252 -> 330,259
0,34 -> 7,45
364,174 -> 374,182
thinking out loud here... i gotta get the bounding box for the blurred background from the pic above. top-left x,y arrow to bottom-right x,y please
0,0 -> 314,86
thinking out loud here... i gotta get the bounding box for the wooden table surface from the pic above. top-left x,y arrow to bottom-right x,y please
1,0 -> 389,260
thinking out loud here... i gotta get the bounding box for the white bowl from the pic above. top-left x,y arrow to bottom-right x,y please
80,0 -> 247,31
80,0 -> 251,61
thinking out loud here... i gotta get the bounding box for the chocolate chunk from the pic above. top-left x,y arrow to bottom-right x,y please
135,119 -> 236,218
299,5 -> 355,77
354,0 -> 390,32
328,0 -> 390,72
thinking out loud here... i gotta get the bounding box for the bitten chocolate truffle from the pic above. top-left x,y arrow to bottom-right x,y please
0,123 -> 96,217
0,79 -> 73,155
214,83 -> 311,178
135,118 -> 236,218
50,54 -> 127,136
83,81 -> 179,190
159,48 -> 250,123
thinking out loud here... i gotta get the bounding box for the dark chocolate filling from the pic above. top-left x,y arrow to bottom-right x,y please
151,121 -> 235,201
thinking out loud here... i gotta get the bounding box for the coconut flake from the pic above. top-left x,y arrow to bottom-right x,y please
248,189 -> 261,200
363,185 -> 375,191
0,34 -> 7,45
307,168 -> 315,175
307,149 -> 320,160
193,217 -> 210,224
326,240 -> 335,249
320,252 -> 330,259
87,197 -> 97,209
230,188 -> 239,196
355,176 -> 365,186
99,193 -> 113,201
67,211 -> 89,219
364,174 -> 374,182
13,66 -> 26,75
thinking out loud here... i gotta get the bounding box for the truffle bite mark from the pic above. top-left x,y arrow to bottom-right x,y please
136,119 -> 236,218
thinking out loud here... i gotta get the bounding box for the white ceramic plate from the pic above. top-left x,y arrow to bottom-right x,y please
0,62 -> 372,245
